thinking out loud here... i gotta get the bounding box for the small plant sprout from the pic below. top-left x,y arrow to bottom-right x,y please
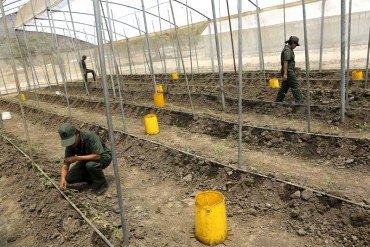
211,144 -> 224,158
283,171 -> 295,179
325,176 -> 336,188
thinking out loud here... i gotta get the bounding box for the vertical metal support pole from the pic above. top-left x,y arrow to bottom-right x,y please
63,15 -> 81,83
256,0 -> 266,86
102,31 -> 117,98
186,0 -> 193,80
141,0 -> 157,93
84,29 -> 99,78
0,67 -> 8,94
169,0 -> 194,113
122,29 -> 136,74
226,0 -> 237,74
208,20 -> 215,73
46,0 -> 72,117
319,0 -> 326,72
283,0 -> 286,43
18,12 -> 38,92
211,0 -> 226,110
10,11 -> 31,90
340,0 -> 346,123
345,0 -> 352,108
157,0 -> 167,85
20,27 -> 38,92
111,11 -> 124,76
125,38 -> 133,75
219,0 -> 224,71
237,0 -> 243,168
67,0 -> 90,95
92,1 -> 129,245
50,55 -> 60,89
134,12 -> 150,76
38,26 -> 52,88
167,10 -> 180,74
50,56 -> 60,88
103,4 -> 127,131
25,3 -> 43,91
190,11 -> 200,74
18,11 -> 40,108
0,1 -> 34,166
365,25 -> 370,89
14,32 -> 31,90
302,0 -> 312,133
100,1 -> 120,100
63,29 -> 73,83
151,21 -> 165,73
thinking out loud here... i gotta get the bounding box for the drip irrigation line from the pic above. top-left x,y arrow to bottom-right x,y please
2,103 -> 369,211
0,132 -> 114,247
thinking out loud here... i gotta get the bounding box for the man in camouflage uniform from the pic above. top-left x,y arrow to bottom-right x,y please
58,123 -> 111,196
276,36 -> 303,103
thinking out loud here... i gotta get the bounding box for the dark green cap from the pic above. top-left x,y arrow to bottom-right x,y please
58,123 -> 76,147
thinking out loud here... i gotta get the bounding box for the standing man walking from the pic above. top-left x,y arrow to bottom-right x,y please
276,36 -> 303,103
80,55 -> 97,83
58,123 -> 111,196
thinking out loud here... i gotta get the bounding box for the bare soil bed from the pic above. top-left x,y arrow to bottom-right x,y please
0,107 -> 369,247
0,70 -> 369,246
0,136 -> 95,247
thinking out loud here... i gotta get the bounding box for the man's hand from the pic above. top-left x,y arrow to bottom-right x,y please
283,74 -> 288,81
59,179 -> 67,191
65,156 -> 78,165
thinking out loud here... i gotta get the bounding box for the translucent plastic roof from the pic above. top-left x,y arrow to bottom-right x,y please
1,0 -> 29,16
9,0 -> 370,44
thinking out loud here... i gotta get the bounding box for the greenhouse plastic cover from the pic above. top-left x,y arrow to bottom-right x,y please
3,0 -> 370,44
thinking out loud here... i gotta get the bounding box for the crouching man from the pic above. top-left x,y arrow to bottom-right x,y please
58,123 -> 111,196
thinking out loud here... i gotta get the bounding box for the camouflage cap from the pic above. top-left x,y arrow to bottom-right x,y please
58,123 -> 76,147
286,36 -> 300,46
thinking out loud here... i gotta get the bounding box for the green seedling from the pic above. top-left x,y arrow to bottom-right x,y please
250,162 -> 263,173
211,144 -> 223,158
41,179 -> 53,188
81,201 -> 92,216
64,188 -> 79,196
283,171 -> 295,179
356,122 -> 370,132
92,211 -> 106,221
184,144 -> 191,153
325,176 -> 336,188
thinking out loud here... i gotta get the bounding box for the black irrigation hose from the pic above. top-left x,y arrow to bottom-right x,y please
1,101 -> 369,211
0,132 -> 114,247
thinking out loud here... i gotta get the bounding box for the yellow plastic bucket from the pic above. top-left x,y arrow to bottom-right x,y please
156,84 -> 163,93
352,71 -> 363,80
154,93 -> 165,108
195,191 -> 227,245
269,78 -> 280,88
21,93 -> 26,101
144,113 -> 159,135
171,73 -> 179,80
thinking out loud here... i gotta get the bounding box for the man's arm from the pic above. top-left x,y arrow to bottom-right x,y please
283,60 -> 288,81
59,163 -> 70,191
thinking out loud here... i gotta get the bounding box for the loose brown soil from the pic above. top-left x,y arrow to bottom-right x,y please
0,70 -> 369,246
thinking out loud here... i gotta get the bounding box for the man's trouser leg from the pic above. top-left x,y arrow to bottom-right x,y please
289,71 -> 303,103
91,70 -> 96,81
86,160 -> 110,188
276,80 -> 290,102
66,161 -> 92,184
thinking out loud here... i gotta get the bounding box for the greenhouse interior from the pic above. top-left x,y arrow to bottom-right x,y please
0,0 -> 369,246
